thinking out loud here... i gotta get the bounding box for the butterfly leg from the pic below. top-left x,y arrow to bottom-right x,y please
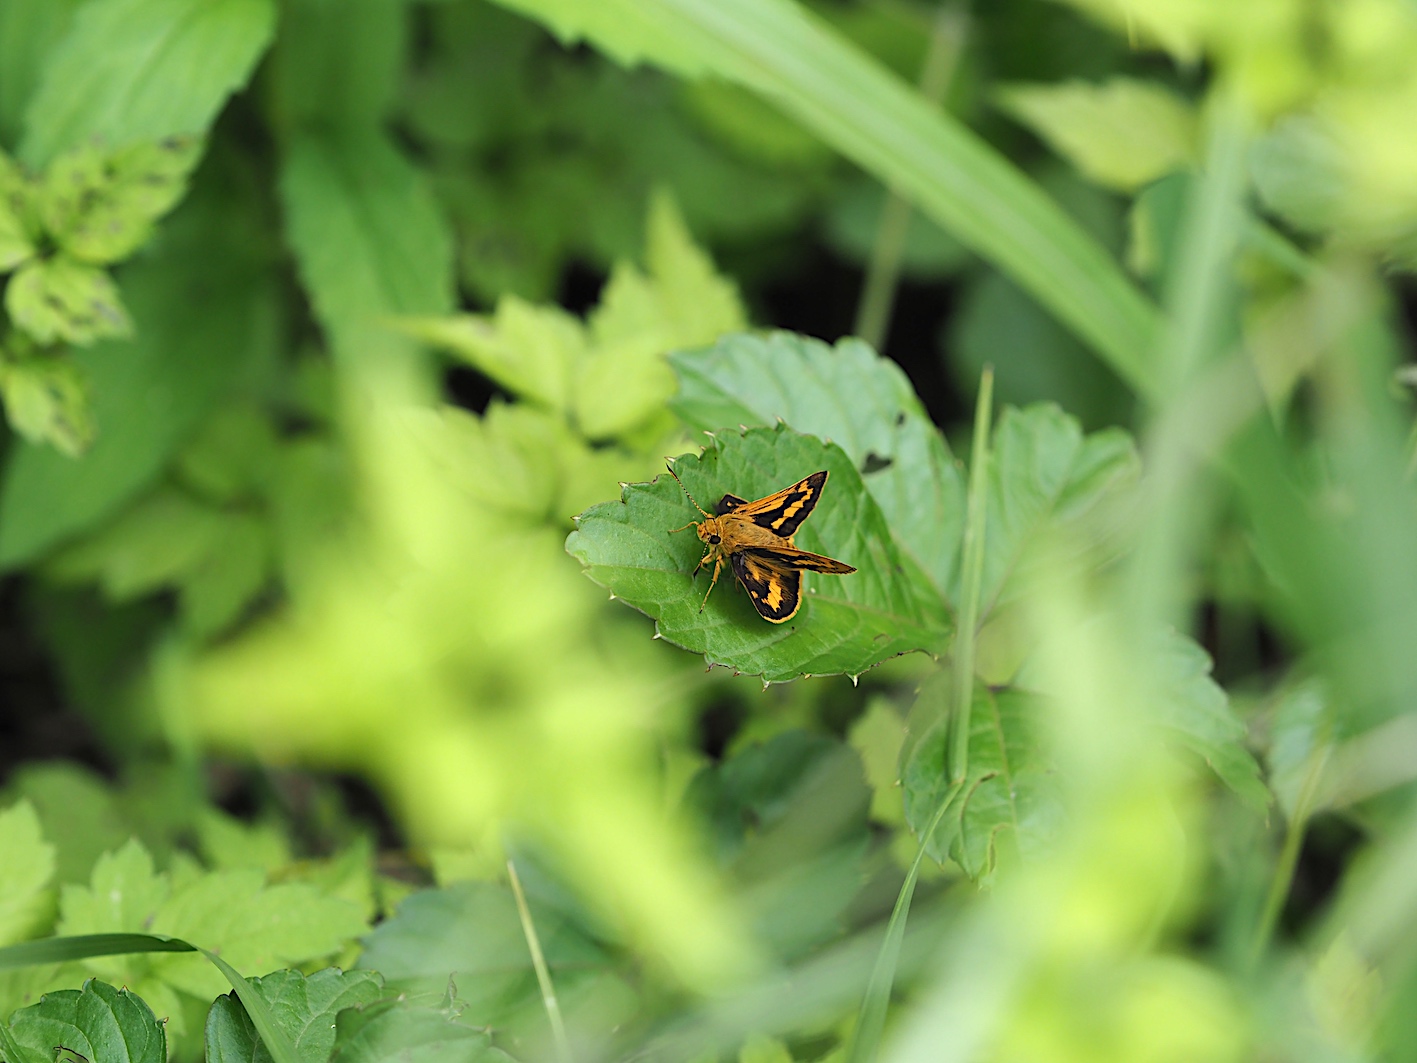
699,558 -> 722,613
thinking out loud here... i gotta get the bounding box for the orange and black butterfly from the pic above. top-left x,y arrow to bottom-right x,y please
667,465 -> 856,623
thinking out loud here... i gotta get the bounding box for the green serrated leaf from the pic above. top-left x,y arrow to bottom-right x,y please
196,809 -> 292,875
685,731 -> 871,958
996,78 -> 1198,191
18,0 -> 275,169
8,979 -> 166,1063
0,802 -> 56,946
3,763 -> 130,887
6,257 -> 131,345
151,870 -> 367,1001
0,357 -> 94,457
41,137 -> 203,264
900,676 -> 1061,883
567,424 -> 947,683
669,331 -> 965,605
205,968 -> 385,1063
331,993 -> 515,1063
972,403 -> 1140,623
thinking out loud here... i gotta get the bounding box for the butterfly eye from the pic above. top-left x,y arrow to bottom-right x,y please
708,534 -> 721,544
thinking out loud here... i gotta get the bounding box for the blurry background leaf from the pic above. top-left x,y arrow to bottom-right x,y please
5,257 -> 130,346
0,803 -> 56,947
684,730 -> 871,958
0,159 -> 280,568
0,357 -> 93,457
995,78 -> 1198,191
357,881 -> 634,1054
568,424 -> 947,682
331,993 -> 516,1063
18,0 -> 275,168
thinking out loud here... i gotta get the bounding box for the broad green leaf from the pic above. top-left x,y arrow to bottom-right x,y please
279,129 -> 454,374
0,0 -> 80,148
0,166 -> 280,568
41,138 -> 203,264
669,331 -> 965,604
205,968 -> 385,1063
567,424 -> 947,683
971,404 -> 1140,623
485,0 -> 1162,395
5,257 -> 130,346
195,809 -> 292,875
1267,678 -> 1330,819
1249,116 -> 1345,237
684,731 -> 871,958
357,881 -> 632,1049
331,994 -> 515,1063
0,802 -> 56,946
7,979 -> 165,1063
1147,630 -> 1268,813
0,357 -> 93,457
900,676 -> 1061,882
178,512 -> 271,637
995,79 -> 1198,191
847,696 -> 908,827
270,0 -> 407,132
18,0 -> 275,168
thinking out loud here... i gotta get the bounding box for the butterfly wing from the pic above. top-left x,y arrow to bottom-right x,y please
734,471 -> 828,538
743,545 -> 856,574
714,493 -> 749,514
730,551 -> 803,623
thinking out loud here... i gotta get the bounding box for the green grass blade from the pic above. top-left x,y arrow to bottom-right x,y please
491,0 -> 1162,395
507,861 -> 573,1063
198,947 -> 303,1063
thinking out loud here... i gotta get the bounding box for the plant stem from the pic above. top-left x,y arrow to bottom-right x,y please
950,366 -> 994,784
853,2 -> 969,351
1249,744 -> 1328,968
508,859 -> 573,1063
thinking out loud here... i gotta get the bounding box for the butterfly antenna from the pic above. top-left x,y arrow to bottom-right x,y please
665,462 -> 710,518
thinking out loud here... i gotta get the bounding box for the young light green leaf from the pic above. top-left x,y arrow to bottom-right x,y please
41,137 -> 203,264
900,675 -> 1061,883
575,192 -> 745,438
0,356 -> 94,457
0,168 -> 281,568
331,994 -> 516,1063
18,0 -> 275,168
567,424 -> 948,683
7,978 -> 166,1063
205,968 -> 385,1063
0,195 -> 34,271
484,0 -> 1162,395
0,802 -> 56,947
6,257 -> 130,345
399,300 -> 585,413
995,79 -> 1198,191
669,331 -> 965,603
971,403 -> 1140,623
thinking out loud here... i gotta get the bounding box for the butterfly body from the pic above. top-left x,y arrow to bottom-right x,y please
669,467 -> 856,623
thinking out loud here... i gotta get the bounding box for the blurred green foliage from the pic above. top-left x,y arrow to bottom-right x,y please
0,0 -> 1415,1062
